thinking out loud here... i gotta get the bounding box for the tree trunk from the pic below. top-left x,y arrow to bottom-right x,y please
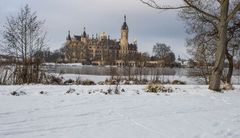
209,0 -> 229,91
226,50 -> 233,84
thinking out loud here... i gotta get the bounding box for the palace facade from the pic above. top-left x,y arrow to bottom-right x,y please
64,15 -> 137,66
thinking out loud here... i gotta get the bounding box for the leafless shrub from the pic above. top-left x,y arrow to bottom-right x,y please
65,88 -> 76,94
145,83 -> 173,93
2,5 -> 47,84
64,79 -> 75,85
105,79 -> 118,85
39,91 -> 48,95
172,80 -> 186,85
48,75 -> 63,85
10,91 -> 27,96
81,80 -> 96,85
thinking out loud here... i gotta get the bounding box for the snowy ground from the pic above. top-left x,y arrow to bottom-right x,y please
0,85 -> 240,138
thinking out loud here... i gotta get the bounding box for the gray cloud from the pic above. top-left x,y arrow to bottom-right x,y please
0,0 -> 188,57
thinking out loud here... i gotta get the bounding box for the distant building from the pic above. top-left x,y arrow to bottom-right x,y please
64,15 -> 137,66
176,56 -> 196,68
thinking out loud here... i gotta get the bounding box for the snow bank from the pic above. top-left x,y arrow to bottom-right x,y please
0,85 -> 240,138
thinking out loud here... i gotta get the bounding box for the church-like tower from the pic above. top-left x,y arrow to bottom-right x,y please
81,27 -> 88,44
120,15 -> 129,54
66,30 -> 71,43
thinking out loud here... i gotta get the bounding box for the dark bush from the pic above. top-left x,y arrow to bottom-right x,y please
65,88 -> 76,94
172,80 -> 186,85
10,91 -> 19,96
64,79 -> 75,85
81,80 -> 96,85
49,75 -> 63,85
10,91 -> 27,96
105,79 -> 117,85
39,91 -> 48,95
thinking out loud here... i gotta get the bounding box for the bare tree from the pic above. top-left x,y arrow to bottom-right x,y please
152,43 -> 175,66
153,43 -> 170,58
122,53 -> 134,80
179,7 -> 217,84
186,37 -> 216,84
134,52 -> 149,81
1,5 -> 47,84
225,15 -> 240,84
141,0 -> 240,91
179,1 -> 240,86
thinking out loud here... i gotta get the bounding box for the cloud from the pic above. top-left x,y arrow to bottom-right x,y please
0,0 -> 188,57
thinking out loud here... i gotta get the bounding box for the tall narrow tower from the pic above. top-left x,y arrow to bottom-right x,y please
120,15 -> 129,54
66,30 -> 71,43
81,27 -> 88,44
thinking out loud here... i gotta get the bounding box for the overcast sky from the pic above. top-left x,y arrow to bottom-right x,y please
0,0 -> 189,58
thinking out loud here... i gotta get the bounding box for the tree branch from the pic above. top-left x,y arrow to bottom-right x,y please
140,0 -> 220,21
200,14 -> 218,33
226,3 -> 240,23
140,0 -> 189,10
183,0 -> 220,21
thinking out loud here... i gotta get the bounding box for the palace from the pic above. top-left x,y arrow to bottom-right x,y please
64,15 -> 138,66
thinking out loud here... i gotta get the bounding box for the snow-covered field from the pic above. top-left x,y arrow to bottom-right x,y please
0,85 -> 240,138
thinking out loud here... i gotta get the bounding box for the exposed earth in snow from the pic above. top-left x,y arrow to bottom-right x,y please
0,85 -> 240,138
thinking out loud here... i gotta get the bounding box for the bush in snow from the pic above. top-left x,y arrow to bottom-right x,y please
172,80 -> 186,85
49,75 -> 63,85
107,88 -> 113,95
81,80 -> 96,85
75,77 -> 82,85
75,78 -> 96,85
10,91 -> 27,96
105,79 -> 117,85
64,79 -> 75,85
121,80 -> 131,85
114,86 -> 121,94
97,81 -> 105,85
107,88 -> 119,95
136,79 -> 149,85
145,83 -> 173,93
39,91 -> 48,95
105,78 -> 148,85
65,88 -> 76,94
10,91 -> 19,96
145,83 -> 161,93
